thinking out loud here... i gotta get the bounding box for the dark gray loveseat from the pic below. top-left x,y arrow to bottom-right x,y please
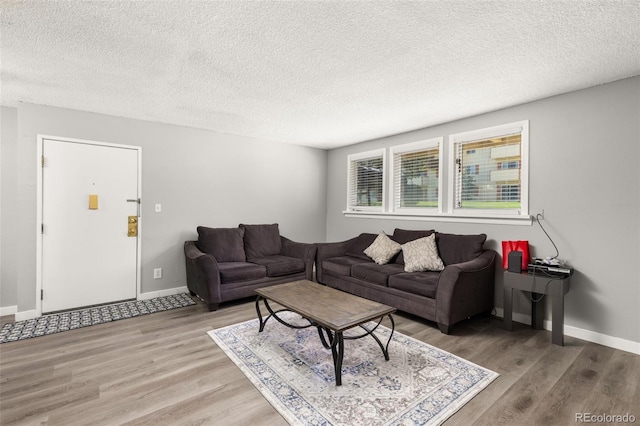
315,229 -> 496,334
185,223 -> 316,311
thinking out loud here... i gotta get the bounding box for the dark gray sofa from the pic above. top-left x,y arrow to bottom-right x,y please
315,228 -> 496,334
185,223 -> 316,311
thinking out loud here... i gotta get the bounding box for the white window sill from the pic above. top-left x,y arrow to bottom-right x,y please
343,210 -> 533,226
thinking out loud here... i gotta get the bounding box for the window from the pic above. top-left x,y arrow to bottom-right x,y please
500,184 -> 520,201
449,120 -> 529,216
390,138 -> 442,212
465,165 -> 480,175
347,149 -> 385,211
500,161 -> 519,170
344,120 -> 530,224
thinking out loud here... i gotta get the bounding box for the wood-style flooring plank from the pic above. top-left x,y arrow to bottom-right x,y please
527,343 -> 617,425
470,342 -> 582,426
580,349 -> 640,418
1,297 -> 639,426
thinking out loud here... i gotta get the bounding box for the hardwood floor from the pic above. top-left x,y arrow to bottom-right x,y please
1,297 -> 638,425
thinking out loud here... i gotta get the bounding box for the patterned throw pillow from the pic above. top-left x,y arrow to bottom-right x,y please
364,232 -> 402,265
402,234 -> 445,272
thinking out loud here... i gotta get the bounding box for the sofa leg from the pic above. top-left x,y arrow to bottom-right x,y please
438,323 -> 451,334
189,291 -> 196,296
207,303 -> 219,312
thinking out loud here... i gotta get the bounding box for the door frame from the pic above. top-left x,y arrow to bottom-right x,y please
36,134 -> 142,317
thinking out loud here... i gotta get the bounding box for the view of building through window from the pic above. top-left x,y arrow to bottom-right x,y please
455,134 -> 522,209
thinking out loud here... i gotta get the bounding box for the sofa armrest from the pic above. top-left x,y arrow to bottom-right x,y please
315,237 -> 359,283
184,241 -> 222,306
280,236 -> 318,280
435,250 -> 497,329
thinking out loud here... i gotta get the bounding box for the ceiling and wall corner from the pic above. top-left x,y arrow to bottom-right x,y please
1,1 -> 639,149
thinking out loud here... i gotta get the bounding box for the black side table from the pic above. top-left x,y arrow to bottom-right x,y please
503,270 -> 571,346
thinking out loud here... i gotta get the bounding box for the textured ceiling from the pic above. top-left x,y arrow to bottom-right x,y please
1,1 -> 639,149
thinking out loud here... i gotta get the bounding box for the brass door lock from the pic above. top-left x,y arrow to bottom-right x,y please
128,216 -> 138,237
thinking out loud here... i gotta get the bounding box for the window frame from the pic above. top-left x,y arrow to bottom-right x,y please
447,120 -> 529,218
343,120 -> 531,225
346,148 -> 386,213
389,137 -> 443,215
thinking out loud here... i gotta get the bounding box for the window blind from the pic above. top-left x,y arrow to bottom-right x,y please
348,153 -> 384,209
393,146 -> 439,210
454,133 -> 522,210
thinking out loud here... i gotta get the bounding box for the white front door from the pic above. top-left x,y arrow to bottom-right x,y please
41,137 -> 140,313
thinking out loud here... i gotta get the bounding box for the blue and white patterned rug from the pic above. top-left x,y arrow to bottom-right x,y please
209,312 -> 499,426
0,293 -> 195,344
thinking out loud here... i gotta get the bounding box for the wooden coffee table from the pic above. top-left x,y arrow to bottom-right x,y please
255,280 -> 396,386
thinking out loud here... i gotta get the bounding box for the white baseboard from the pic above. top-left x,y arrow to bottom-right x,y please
138,286 -> 189,300
563,324 -> 640,355
494,308 -> 640,355
0,305 -> 17,316
15,309 -> 38,321
11,286 -> 190,322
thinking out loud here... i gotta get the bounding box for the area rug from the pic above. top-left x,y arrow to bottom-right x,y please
0,293 -> 195,344
208,312 -> 498,426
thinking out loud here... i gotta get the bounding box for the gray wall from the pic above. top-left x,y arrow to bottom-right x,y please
1,107 -> 19,308
1,103 -> 327,312
2,77 -> 638,348
326,76 -> 640,345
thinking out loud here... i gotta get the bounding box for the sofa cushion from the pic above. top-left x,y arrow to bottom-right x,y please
322,256 -> 372,277
392,228 -> 435,244
196,226 -> 246,262
392,229 -> 435,264
217,262 -> 266,283
248,255 -> 305,277
364,232 -> 402,265
239,223 -> 282,260
402,234 -> 445,272
345,233 -> 378,260
388,272 -> 440,298
351,263 -> 404,286
436,232 -> 487,265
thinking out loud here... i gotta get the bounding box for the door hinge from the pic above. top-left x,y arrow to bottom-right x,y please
41,156 -> 45,167
41,223 -> 44,234
41,289 -> 44,300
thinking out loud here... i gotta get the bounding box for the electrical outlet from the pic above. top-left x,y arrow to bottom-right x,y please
153,268 -> 162,279
155,204 -> 162,213
538,209 -> 544,220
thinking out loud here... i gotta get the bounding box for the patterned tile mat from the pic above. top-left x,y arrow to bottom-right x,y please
0,293 -> 195,344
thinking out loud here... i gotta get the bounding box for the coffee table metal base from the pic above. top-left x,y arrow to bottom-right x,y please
255,296 -> 395,386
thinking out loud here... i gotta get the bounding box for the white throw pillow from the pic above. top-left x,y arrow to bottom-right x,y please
364,232 -> 401,265
402,234 -> 445,272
